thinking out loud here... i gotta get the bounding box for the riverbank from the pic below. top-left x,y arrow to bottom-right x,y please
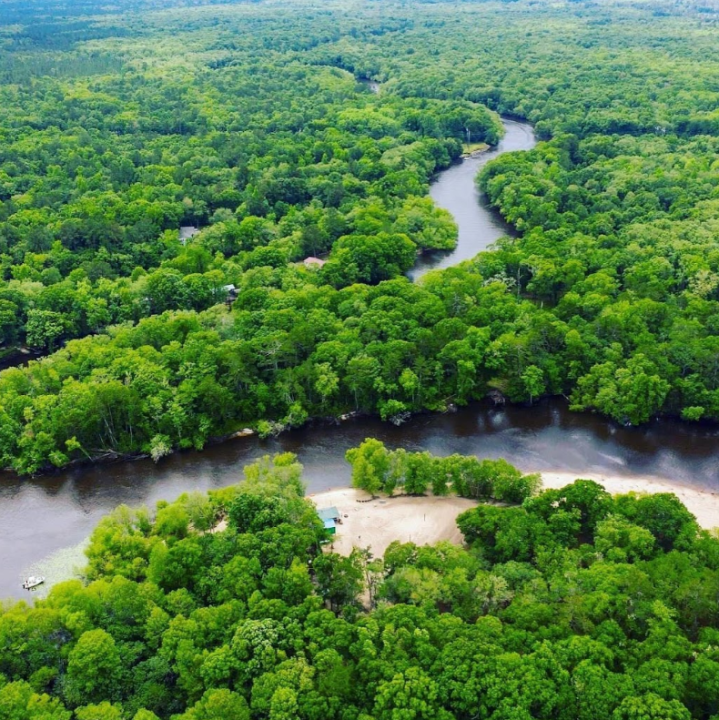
309,471 -> 719,560
461,142 -> 489,157
16,470 -> 719,602
541,471 -> 719,531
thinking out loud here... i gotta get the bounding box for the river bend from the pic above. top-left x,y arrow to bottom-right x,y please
3,120 -> 719,600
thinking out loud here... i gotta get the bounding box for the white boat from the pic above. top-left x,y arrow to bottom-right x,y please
22,576 -> 45,590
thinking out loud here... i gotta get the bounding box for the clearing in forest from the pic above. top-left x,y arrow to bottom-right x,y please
310,488 -> 477,558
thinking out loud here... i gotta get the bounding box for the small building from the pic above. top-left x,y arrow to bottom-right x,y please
304,256 -> 326,269
179,226 -> 200,246
317,506 -> 341,535
322,518 -> 337,534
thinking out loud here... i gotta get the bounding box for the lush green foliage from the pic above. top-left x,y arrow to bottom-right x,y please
0,58 -> 478,350
0,272 -> 545,473
0,0 -> 510,356
478,133 -> 719,424
3,449 -> 719,719
5,0 -> 719,473
346,438 -> 541,501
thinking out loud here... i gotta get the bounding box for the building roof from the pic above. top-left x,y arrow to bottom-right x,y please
317,506 -> 340,521
179,226 -> 200,242
323,518 -> 337,530
303,256 -> 326,268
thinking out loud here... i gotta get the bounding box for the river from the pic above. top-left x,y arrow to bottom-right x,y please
0,348 -> 34,372
3,119 -> 719,600
409,119 -> 534,279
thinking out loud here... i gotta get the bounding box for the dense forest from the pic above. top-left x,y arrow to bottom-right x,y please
6,2 -> 719,718
2,0 -> 719,473
2,449 -> 719,719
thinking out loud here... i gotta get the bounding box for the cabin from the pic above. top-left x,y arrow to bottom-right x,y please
317,506 -> 341,535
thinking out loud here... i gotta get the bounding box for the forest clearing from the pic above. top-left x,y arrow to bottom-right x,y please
311,488 -> 477,557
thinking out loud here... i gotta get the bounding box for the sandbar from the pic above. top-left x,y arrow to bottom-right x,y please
309,471 -> 719,560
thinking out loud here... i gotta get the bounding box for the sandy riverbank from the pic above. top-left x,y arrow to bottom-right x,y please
309,471 -> 719,560
541,471 -> 719,531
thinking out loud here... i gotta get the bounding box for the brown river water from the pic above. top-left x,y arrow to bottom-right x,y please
2,119 -> 719,599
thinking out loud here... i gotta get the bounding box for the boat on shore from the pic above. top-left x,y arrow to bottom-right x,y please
22,575 -> 45,590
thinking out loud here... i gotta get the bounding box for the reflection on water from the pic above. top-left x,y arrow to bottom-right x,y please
3,118 -> 719,600
3,398 -> 719,599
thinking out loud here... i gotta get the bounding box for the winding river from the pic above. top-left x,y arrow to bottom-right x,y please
409,119 -> 534,280
3,119 -> 719,600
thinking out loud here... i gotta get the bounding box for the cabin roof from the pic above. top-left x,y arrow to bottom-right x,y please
317,506 -> 340,521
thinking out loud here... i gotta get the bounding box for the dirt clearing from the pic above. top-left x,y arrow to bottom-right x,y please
308,488 -> 477,559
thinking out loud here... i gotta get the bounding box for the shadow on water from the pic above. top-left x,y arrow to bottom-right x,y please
3,398 -> 719,599
0,348 -> 34,371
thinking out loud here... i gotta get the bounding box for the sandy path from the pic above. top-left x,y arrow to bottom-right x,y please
309,472 -> 719,560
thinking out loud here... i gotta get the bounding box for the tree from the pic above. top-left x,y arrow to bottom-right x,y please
457,505 -> 550,563
184,492 -> 216,532
521,365 -> 546,404
0,681 -> 71,720
524,480 -> 614,543
404,452 -> 432,495
0,299 -> 19,345
611,693 -> 691,720
179,690 -> 250,720
346,439 -> 391,497
445,455 -> 493,500
269,687 -> 299,720
262,559 -> 313,605
25,309 -> 65,351
618,493 -> 698,552
489,459 -> 541,504
325,233 -> 417,286
572,355 -> 671,426
228,494 -> 284,533
595,515 -> 656,562
153,502 -> 190,542
63,630 -> 123,707
312,551 -> 364,612
572,663 -> 634,720
374,668 -> 453,720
